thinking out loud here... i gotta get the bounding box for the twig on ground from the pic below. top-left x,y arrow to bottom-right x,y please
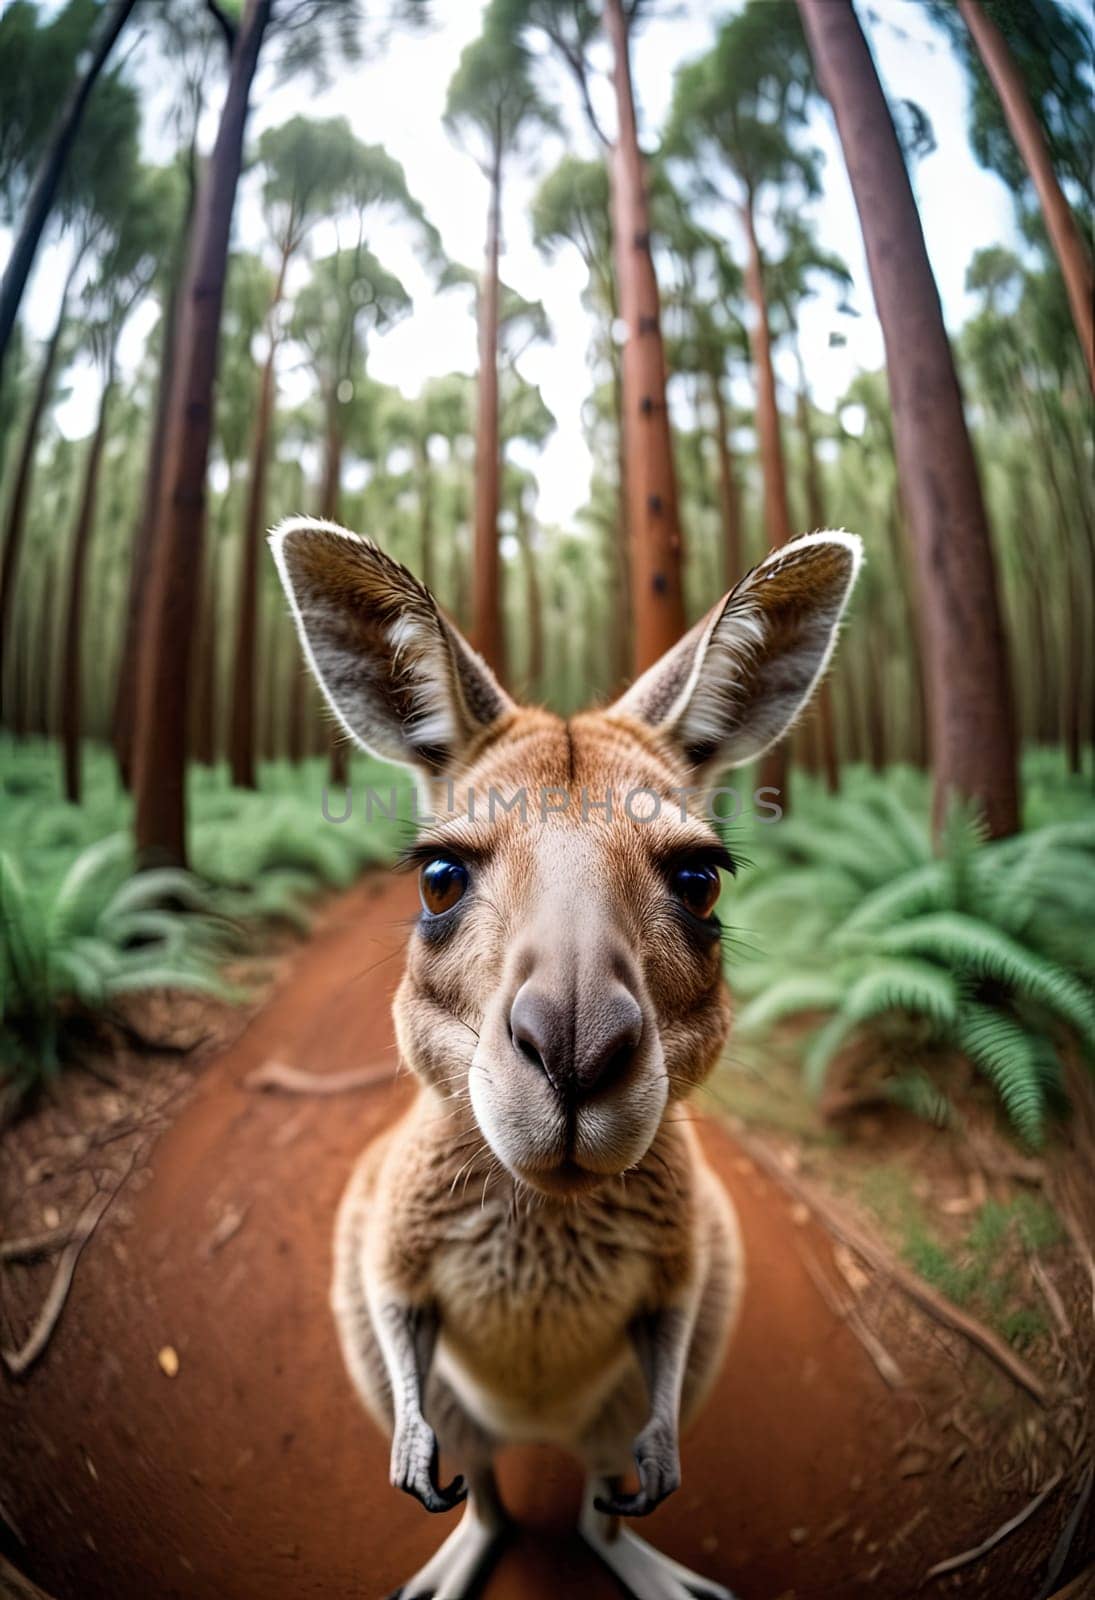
0,1228 -> 72,1263
924,1470 -> 1063,1578
1,1155 -> 136,1378
1030,1255 -> 1072,1339
244,1060 -> 394,1095
727,1122 -> 1050,1407
1036,1464 -> 1094,1600
1039,1560 -> 1095,1600
796,1239 -> 905,1389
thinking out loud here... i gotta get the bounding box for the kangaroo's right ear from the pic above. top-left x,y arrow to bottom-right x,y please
269,517 -> 515,775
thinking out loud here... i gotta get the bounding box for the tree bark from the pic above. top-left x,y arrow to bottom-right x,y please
228,296 -> 283,789
608,343 -> 631,691
604,0 -> 686,675
709,367 -> 742,589
793,371 -> 840,792
31,550 -> 55,736
190,534 -> 219,767
799,0 -> 1019,838
316,395 -> 349,786
743,197 -> 795,805
743,201 -> 794,553
0,262 -> 76,721
514,497 -> 544,699
132,0 -> 271,866
956,0 -> 1094,391
472,150 -> 504,677
0,0 -> 138,376
59,365 -> 114,802
112,175 -> 195,788
416,437 -> 434,593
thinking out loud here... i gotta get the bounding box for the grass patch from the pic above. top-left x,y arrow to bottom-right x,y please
856,1166 -> 1060,1349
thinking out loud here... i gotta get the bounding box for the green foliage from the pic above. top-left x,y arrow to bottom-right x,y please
858,1168 -> 1060,1347
0,836 -> 236,1090
0,740 -> 406,1090
730,763 -> 1095,1146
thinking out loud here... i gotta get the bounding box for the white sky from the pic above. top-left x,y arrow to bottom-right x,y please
8,0 -> 1021,531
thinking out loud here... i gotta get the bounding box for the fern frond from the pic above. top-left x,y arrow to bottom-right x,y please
955,1003 -> 1048,1147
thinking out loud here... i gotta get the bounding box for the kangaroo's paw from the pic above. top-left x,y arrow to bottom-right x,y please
579,1483 -> 735,1600
385,1500 -> 508,1600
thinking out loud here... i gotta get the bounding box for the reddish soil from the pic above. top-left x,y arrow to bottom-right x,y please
0,875 -> 1087,1600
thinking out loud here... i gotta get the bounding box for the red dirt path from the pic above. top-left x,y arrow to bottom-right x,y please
0,875 -> 1071,1600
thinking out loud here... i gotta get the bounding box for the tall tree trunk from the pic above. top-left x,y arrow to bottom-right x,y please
472,152 -> 504,677
317,405 -> 349,787
0,262 -> 76,720
0,0 -> 137,376
416,437 -> 434,593
604,0 -> 685,674
190,537 -> 219,767
955,0 -> 1093,390
113,199 -> 193,787
132,0 -> 271,866
793,368 -> 840,792
514,497 -> 544,699
709,367 -> 742,588
228,300 -> 283,790
743,201 -> 794,554
31,550 -> 55,736
743,196 -> 795,804
608,344 -> 631,691
799,0 -> 1019,839
59,363 -> 114,803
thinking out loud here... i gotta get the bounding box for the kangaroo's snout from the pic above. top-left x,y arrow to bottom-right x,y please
510,977 -> 644,1104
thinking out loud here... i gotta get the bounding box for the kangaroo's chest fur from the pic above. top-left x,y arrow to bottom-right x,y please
371,1094 -> 698,1430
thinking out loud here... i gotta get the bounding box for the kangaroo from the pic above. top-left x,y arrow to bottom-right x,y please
271,518 -> 862,1600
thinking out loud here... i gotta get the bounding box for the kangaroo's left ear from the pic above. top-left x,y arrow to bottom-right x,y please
269,516 -> 515,775
610,531 -> 863,775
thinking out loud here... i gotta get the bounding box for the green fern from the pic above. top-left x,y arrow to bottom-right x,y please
727,768 -> 1095,1146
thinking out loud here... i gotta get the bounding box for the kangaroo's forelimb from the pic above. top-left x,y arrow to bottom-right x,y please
374,1296 -> 466,1514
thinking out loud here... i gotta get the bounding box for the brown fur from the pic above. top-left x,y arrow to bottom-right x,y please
270,517 -> 861,1595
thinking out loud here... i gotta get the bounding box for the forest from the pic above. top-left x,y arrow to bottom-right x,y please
0,1 -> 1093,1598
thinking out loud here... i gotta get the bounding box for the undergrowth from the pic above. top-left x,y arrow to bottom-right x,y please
727,756 -> 1095,1147
0,738 -> 408,1090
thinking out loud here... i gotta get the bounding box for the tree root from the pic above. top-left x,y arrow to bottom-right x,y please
244,1060 -> 395,1095
925,1469 -> 1063,1577
1,1156 -> 135,1378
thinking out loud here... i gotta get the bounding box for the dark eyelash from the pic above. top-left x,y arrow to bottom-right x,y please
395,840 -> 465,874
663,845 -> 737,877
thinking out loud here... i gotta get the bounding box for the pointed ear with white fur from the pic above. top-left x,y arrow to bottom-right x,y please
269,517 -> 514,774
611,531 -> 863,775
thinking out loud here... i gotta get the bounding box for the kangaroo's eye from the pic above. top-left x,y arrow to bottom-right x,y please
420,858 -> 468,916
670,864 -> 721,919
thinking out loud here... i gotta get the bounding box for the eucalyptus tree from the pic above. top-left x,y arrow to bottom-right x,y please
227,116 -> 368,789
133,0 -> 428,866
382,374 -> 474,598
799,0 -> 1019,838
499,0 -> 688,672
58,168 -> 174,802
667,3 -> 818,563
112,3 -> 222,785
659,206 -> 749,590
531,153 -> 630,685
0,51 -> 140,724
938,0 -> 1094,389
0,0 -> 138,374
292,251 -> 413,525
444,19 -> 556,679
667,0 -> 821,805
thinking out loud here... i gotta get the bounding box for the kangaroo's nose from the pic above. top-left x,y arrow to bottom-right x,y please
510,982 -> 643,1101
